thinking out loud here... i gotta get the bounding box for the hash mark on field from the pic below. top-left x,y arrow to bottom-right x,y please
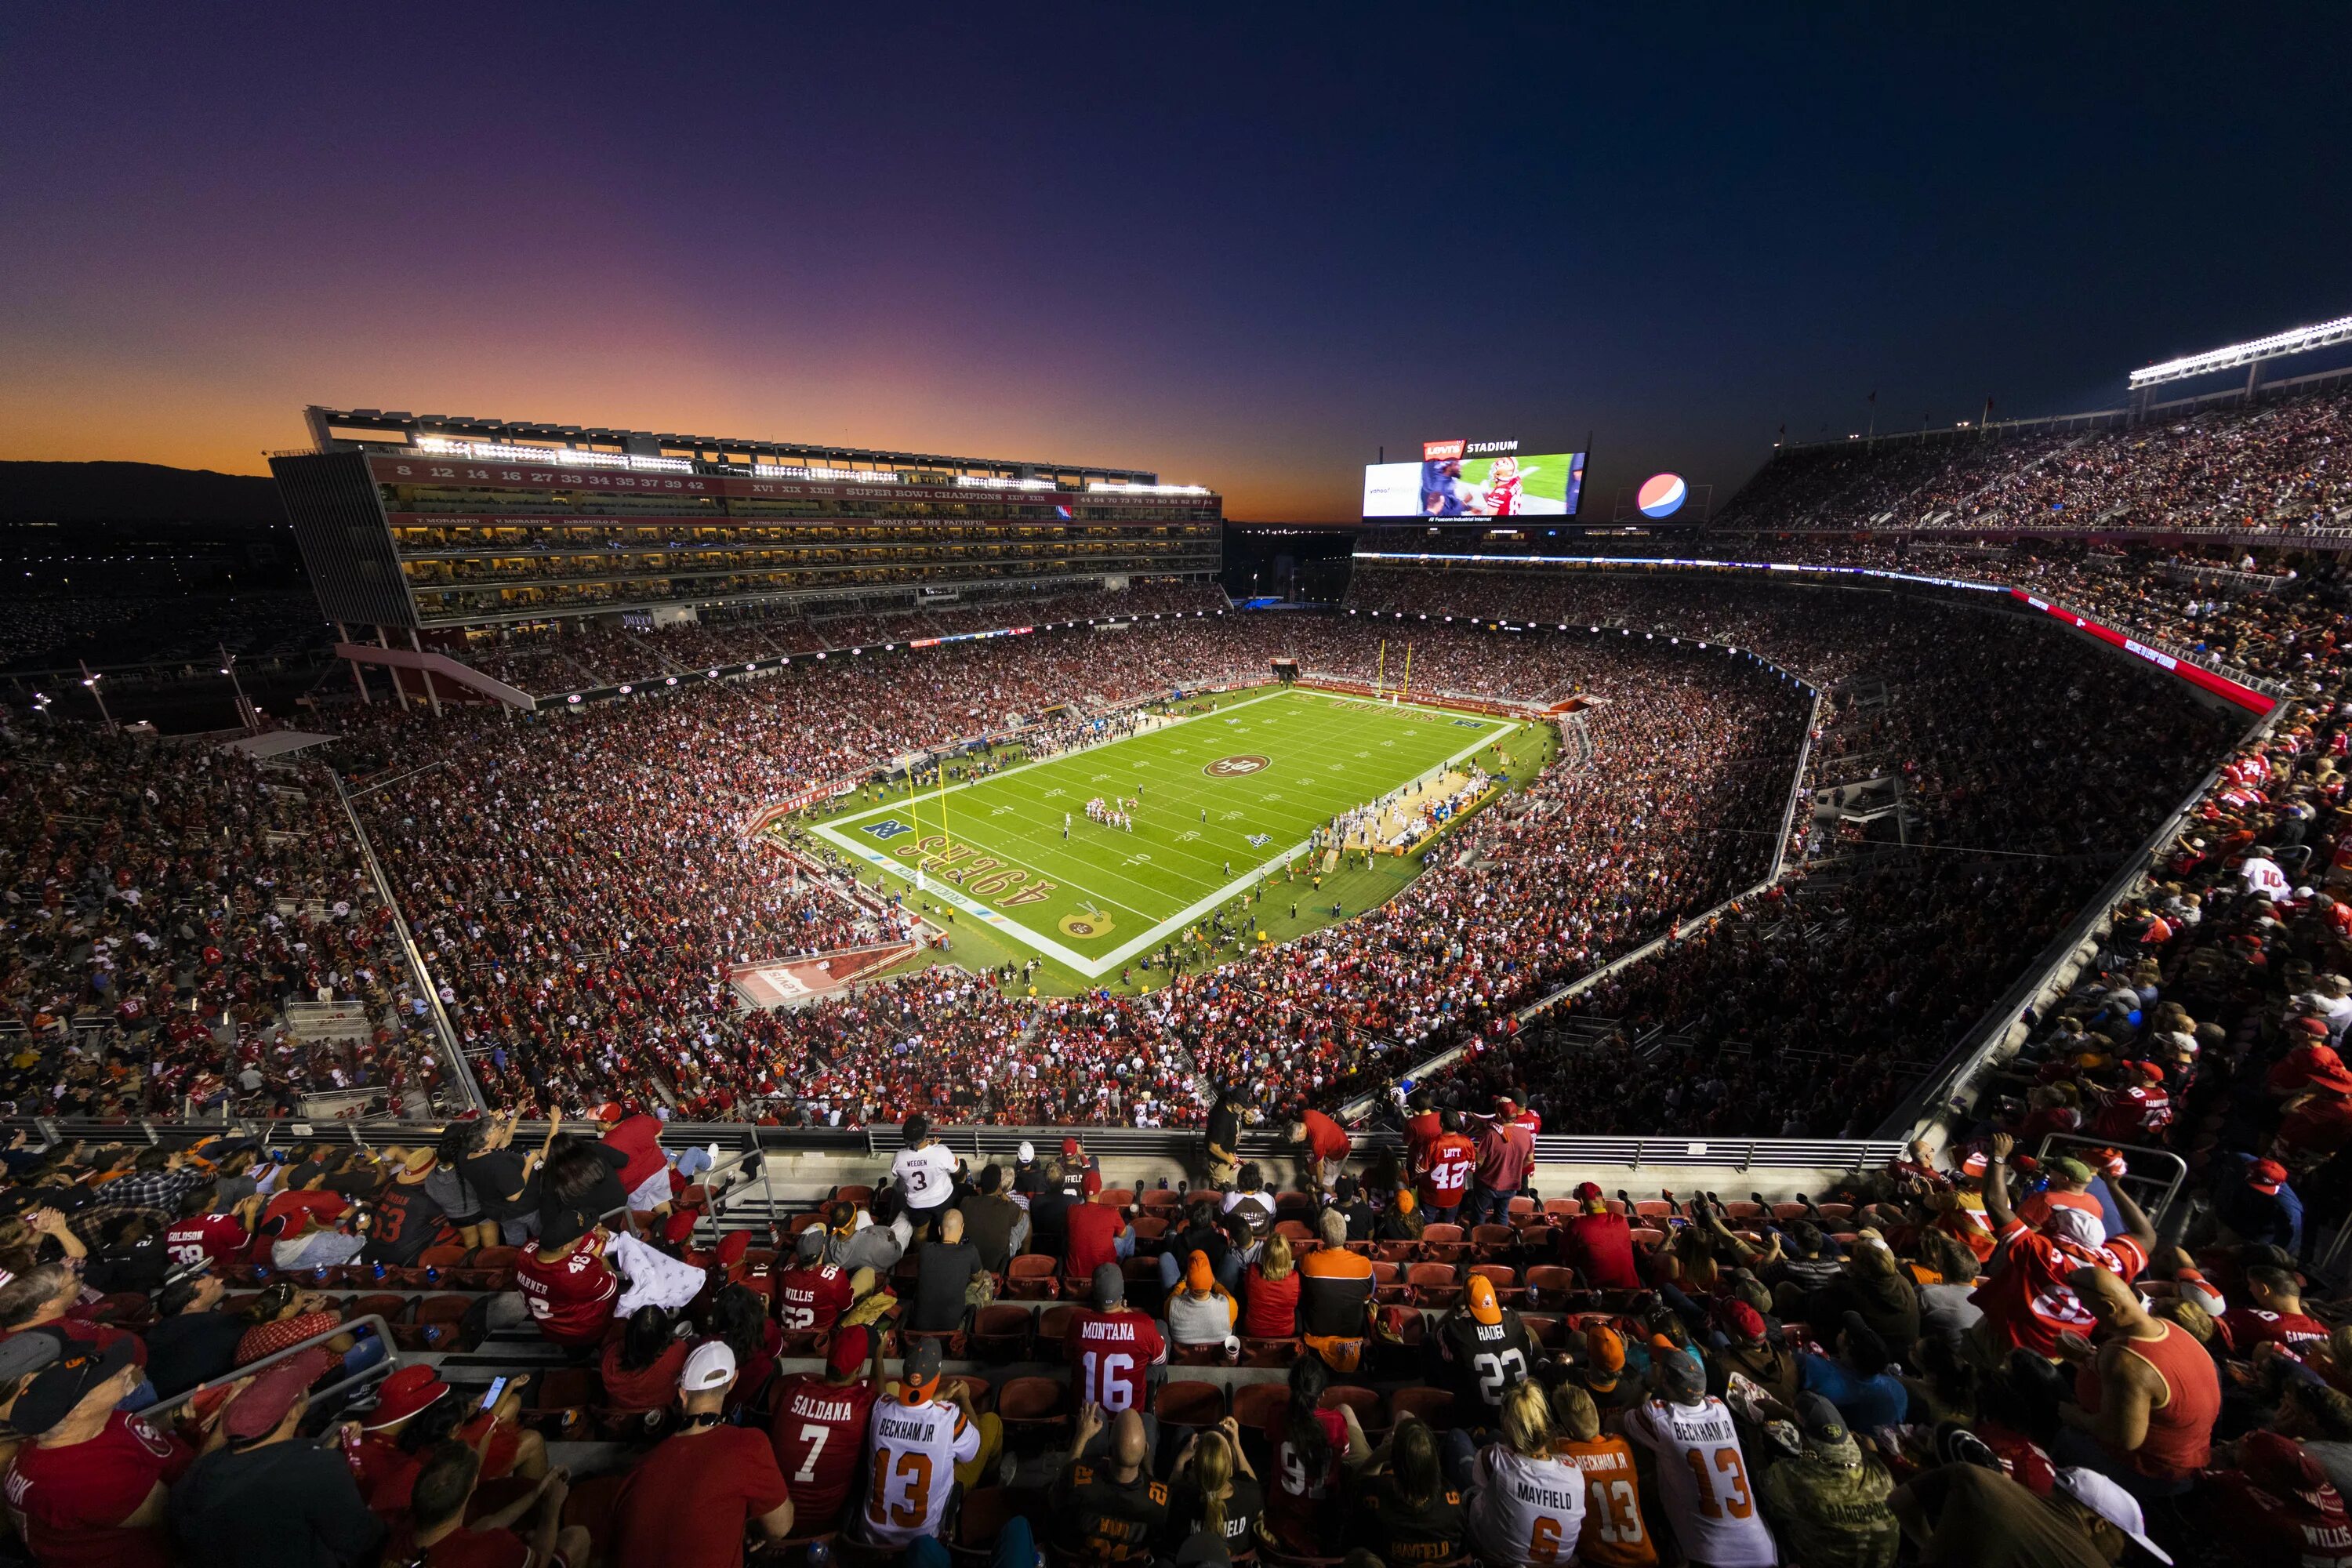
1177,830 -> 1200,843
992,805 -> 1014,815
1123,853 -> 1152,866
1042,787 -> 1065,798
1221,810 -> 1245,821
1091,772 -> 1112,782
1260,793 -> 1283,802
1356,750 -> 1370,757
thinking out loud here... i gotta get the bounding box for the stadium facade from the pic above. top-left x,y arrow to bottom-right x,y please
270,405 -> 1221,698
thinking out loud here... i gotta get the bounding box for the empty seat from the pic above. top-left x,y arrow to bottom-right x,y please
1507,1196 -> 1537,1218
1005,1256 -> 1061,1299
1387,1386 -> 1456,1430
1240,1337 -> 1301,1367
1469,1225 -> 1518,1253
1233,1382 -> 1290,1432
1154,1380 -> 1228,1429
1037,1305 -> 1076,1343
1524,1265 -> 1579,1307
969,1305 -> 1033,1362
1317,1385 -> 1385,1437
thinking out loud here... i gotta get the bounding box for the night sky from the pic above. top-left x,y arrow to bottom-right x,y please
5,5 -> 2348,521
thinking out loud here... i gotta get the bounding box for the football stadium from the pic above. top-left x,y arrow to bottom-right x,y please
5,10 -> 2352,1566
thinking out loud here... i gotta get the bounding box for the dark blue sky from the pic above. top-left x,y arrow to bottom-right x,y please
3,5 -> 2347,517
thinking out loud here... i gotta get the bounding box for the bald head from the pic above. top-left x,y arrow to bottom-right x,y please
1110,1408 -> 1148,1476
2067,1265 -> 2147,1334
940,1209 -> 964,1244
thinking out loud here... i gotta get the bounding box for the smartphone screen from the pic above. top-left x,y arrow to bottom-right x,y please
478,1376 -> 508,1412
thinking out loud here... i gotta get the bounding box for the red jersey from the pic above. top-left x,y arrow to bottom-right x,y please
1300,1109 -> 1351,1166
3,1410 -> 193,1568
2089,1084 -> 2171,1142
1414,1132 -> 1478,1206
514,1235 -> 619,1347
164,1212 -> 249,1269
2221,1305 -> 2329,1354
768,1374 -> 880,1528
1065,1203 -> 1127,1279
1474,1122 -> 1534,1192
1405,1111 -> 1443,1163
772,1261 -> 853,1333
1969,1217 -> 2147,1356
1064,1306 -> 1166,1414
2203,1471 -> 2352,1568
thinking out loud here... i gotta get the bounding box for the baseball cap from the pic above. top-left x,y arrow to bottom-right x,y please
712,1231 -> 750,1269
2052,1467 -> 2172,1564
363,1363 -> 452,1429
0,1326 -> 66,1385
1185,1250 -> 1215,1293
1395,1189 -> 1416,1215
2049,1156 -> 2096,1187
796,1226 -> 827,1262
1017,1141 -> 1035,1163
902,1338 -> 943,1403
1961,1150 -> 1990,1177
1715,1299 -> 1767,1345
1466,1274 -> 1503,1327
2241,1431 -> 2334,1508
1583,1324 -> 1625,1390
223,1348 -> 336,1441
826,1326 -> 872,1380
2042,1207 -> 2106,1248
1091,1261 -> 1126,1310
1062,1138 -> 1082,1160
1573,1181 -> 1604,1202
681,1340 -> 738,1393
2174,1268 -> 2227,1316
1655,1348 -> 1706,1401
1795,1392 -> 1851,1452
10,1338 -> 138,1436
2248,1159 -> 2289,1196
660,1208 -> 699,1246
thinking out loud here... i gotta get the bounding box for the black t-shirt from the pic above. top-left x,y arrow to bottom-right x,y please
1334,1200 -> 1376,1243
1207,1105 -> 1242,1156
361,1180 -> 448,1267
1030,1188 -> 1073,1252
85,1236 -> 170,1294
461,1149 -> 534,1219
169,1439 -> 387,1568
911,1241 -> 982,1332
1351,1472 -> 1467,1563
537,1142 -> 628,1235
1166,1473 -> 1263,1555
146,1309 -> 250,1397
1054,1460 -> 1170,1563
1012,1163 -> 1045,1200
1437,1309 -> 1538,1417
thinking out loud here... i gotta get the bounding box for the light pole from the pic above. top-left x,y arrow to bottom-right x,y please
78,662 -> 112,730
220,645 -> 256,733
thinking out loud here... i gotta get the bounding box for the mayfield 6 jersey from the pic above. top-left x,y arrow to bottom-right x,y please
862,1396 -> 979,1546
1468,1447 -> 1587,1566
1624,1397 -> 1776,1568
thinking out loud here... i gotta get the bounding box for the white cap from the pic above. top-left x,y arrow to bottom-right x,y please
1018,1141 -> 1035,1163
681,1340 -> 738,1392
2053,1468 -> 2172,1564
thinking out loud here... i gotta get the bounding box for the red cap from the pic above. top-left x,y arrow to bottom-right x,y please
1573,1181 -> 1604,1202
364,1363 -> 452,1429
713,1230 -> 750,1268
2248,1159 -> 2289,1196
826,1326 -> 872,1379
1962,1151 -> 1990,1177
2294,1016 -> 2331,1036
1715,1298 -> 1767,1342
224,1348 -> 336,1440
2241,1431 -> 2332,1508
661,1209 -> 699,1246
1061,1138 -> 1081,1159
594,1101 -> 626,1123
2134,1061 -> 2165,1082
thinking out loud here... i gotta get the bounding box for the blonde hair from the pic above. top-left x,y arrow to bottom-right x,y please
1499,1378 -> 1552,1459
1261,1234 -> 1294,1283
1194,1429 -> 1234,1537
1548,1381 -> 1599,1443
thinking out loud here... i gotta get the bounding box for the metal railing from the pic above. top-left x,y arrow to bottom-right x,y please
2034,1134 -> 2188,1234
140,1312 -> 401,1422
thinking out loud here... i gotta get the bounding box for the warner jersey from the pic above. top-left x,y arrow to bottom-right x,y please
1437,1310 -> 1537,1417
1467,1446 -> 1587,1568
861,1394 -> 979,1546
1486,472 -> 1525,515
768,1374 -> 880,1527
1065,1307 -> 1167,1413
1623,1396 -> 1776,1568
1556,1435 -> 1657,1568
773,1261 -> 854,1332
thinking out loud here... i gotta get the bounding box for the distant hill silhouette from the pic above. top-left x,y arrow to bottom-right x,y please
0,461 -> 281,524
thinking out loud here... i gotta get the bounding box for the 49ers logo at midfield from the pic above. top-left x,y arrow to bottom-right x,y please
1203,754 -> 1269,777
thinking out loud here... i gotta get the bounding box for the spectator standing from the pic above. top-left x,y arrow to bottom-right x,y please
768,1324 -> 885,1534
2222,1264 -> 2328,1352
170,1348 -> 386,1568
891,1114 -> 960,1240
1205,1086 -> 1246,1189
1756,1393 -> 1900,1568
1291,1109 -> 1352,1198
1065,1186 -> 1134,1283
1623,1348 -> 1777,1567
608,1341 -> 794,1567
1970,1132 -> 2155,1362
1468,1112 -> 1534,1226
956,1164 -> 1028,1273
359,1148 -> 454,1269
1413,1112 -> 1479,1225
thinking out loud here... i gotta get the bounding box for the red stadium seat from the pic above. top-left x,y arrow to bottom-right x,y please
1155,1380 -> 1228,1429
1317,1385 -> 1385,1439
1387,1386 -> 1456,1430
969,1305 -> 1033,1362
1240,1336 -> 1301,1367
1233,1382 -> 1290,1432
1524,1265 -> 1579,1308
1467,1262 -> 1526,1307
1005,1256 -> 1061,1299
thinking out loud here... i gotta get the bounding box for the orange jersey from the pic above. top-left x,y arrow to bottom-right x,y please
1556,1434 -> 1657,1567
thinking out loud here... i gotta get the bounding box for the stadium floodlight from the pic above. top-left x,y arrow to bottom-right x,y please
1084,481 -> 1210,495
754,463 -> 901,484
953,475 -> 1057,490
413,437 -> 691,474
2129,313 -> 2352,388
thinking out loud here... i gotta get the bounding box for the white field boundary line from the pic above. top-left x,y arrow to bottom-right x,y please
809,696 -> 1520,978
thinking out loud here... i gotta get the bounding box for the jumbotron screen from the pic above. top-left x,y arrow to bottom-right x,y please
1362,439 -> 1585,519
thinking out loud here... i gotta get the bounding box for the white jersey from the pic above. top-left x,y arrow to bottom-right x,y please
861,1394 -> 980,1545
1468,1446 -> 1588,1567
1623,1396 -> 1775,1567
891,1142 -> 958,1212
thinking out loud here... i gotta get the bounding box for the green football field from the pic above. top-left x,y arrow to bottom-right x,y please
807,688 -> 1521,978
1458,453 -> 1575,509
